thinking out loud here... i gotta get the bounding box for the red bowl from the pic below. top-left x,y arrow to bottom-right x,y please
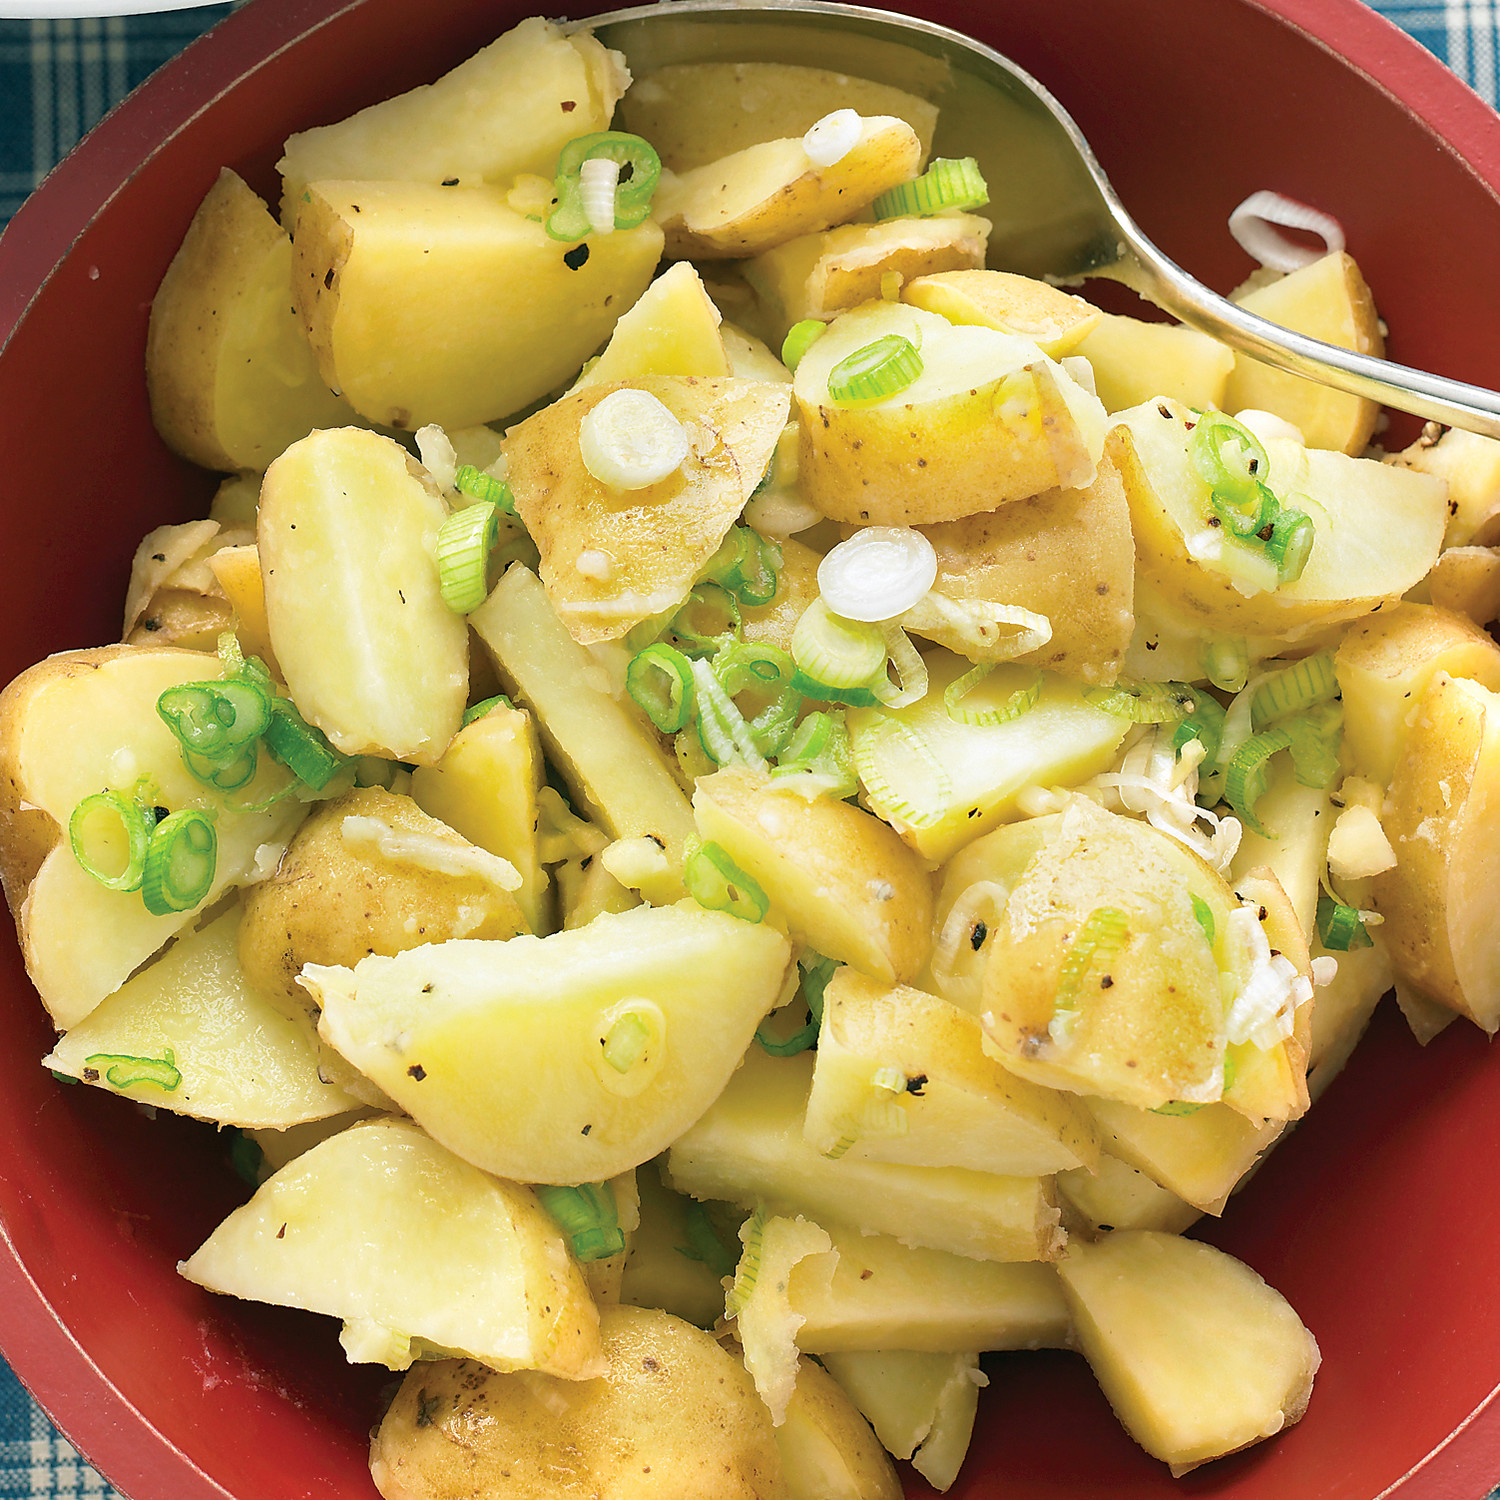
2,1 -> 1500,1496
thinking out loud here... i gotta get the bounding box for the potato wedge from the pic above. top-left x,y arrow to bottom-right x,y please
574,261 -> 732,388
1056,1152 -> 1203,1237
745,216 -> 990,342
147,169 -> 354,472
1389,424 -> 1500,547
692,766 -> 933,986
655,117 -> 922,260
308,901 -> 792,1183
1058,1230 -> 1319,1474
181,1116 -> 603,1377
1423,544 -> 1500,626
368,1307 -> 787,1500
915,456 -> 1135,682
1071,312 -> 1234,413
279,17 -> 628,209
774,1355 -> 902,1500
902,269 -> 1102,358
292,180 -> 662,430
0,644 -> 305,1028
619,62 -> 938,172
794,302 -> 1108,525
238,786 -> 527,1019
504,376 -> 789,643
1222,251 -> 1383,454
619,1158 -> 736,1329
259,427 -> 468,763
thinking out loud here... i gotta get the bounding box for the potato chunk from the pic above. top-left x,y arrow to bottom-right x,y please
180,1116 -> 603,1378
1057,1230 -> 1320,1473
369,1307 -> 787,1500
692,766 -> 933,985
147,169 -> 354,471
774,1355 -> 902,1500
902,269 -> 1102,358
279,17 -> 628,208
1071,313 -> 1234,413
308,902 -> 792,1183
794,301 -> 1107,525
504,376 -> 789,643
292,180 -> 662,430
259,427 -> 468,763
655,117 -> 922,260
238,786 -> 527,1019
573,261 -> 732,387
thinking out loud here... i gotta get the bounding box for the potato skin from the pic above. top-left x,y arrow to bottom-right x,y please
238,785 -> 526,1017
369,1305 -> 788,1500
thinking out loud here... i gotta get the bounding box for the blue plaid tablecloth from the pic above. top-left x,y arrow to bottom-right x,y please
1,2 -> 1499,1496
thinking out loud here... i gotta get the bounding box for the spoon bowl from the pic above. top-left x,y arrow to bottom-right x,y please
586,0 -> 1500,437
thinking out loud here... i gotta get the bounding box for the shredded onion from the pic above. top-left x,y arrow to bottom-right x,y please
1228,190 -> 1345,273
818,527 -> 937,622
901,592 -> 1052,658
803,109 -> 862,168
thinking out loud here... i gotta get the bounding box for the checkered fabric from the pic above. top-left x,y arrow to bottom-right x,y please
0,1 -> 1499,1496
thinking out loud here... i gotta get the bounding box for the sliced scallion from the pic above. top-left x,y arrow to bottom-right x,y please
453,464 -> 518,516
1051,907 -> 1129,1038
944,663 -> 1043,727
601,1011 -> 652,1073
874,624 -> 929,709
627,643 -> 696,734
1316,893 -> 1373,951
691,657 -> 768,771
1283,702 -> 1343,789
790,598 -> 888,705
756,952 -> 836,1056
826,334 -> 923,405
1201,637 -> 1251,694
675,1200 -> 737,1281
157,679 -> 271,762
81,1047 -> 181,1092
141,808 -> 216,915
1172,690 -> 1227,765
1083,680 -> 1197,724
1221,726 -> 1293,834
851,718 -> 952,828
1266,506 -> 1316,583
536,1182 -> 626,1262
871,156 -> 988,219
263,697 -> 345,791
684,839 -> 769,923
669,582 -> 741,657
1190,410 -> 1271,496
771,710 -> 857,798
436,500 -> 499,614
546,132 -> 662,242
461,694 -> 512,728
1251,652 -> 1338,729
1190,893 -> 1216,948
182,743 -> 259,792
781,319 -> 827,372
68,790 -> 153,892
725,1205 -> 768,1318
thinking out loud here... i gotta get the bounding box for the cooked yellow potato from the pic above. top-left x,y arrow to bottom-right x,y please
692,766 -> 933,986
619,1158 -> 736,1328
619,62 -> 939,172
471,565 -> 697,880
1306,934 -> 1392,1104
655,117 -> 922,260
978,801 -> 1238,1112
207,543 -> 280,676
774,1354 -> 902,1500
147,169 -> 355,472
915,456 -> 1135,682
1222,251 -> 1384,454
1423,544 -> 1500,626
1112,400 -> 1448,638
1056,1152 -> 1203,1237
574,261 -> 732,387
794,301 -> 1108,525
408,702 -> 548,934
1371,671 -> 1500,1028
1227,765 -> 1332,936
847,652 -> 1129,865
279,17 -> 628,209
183,1116 -> 603,1376
259,427 -> 468,762
368,1306 -> 787,1500
122,518 -> 238,639
804,970 -> 1101,1175
902,269 -> 1102,358
740,536 -> 823,653
309,902 -> 792,1183
1057,1230 -> 1320,1474
123,588 -> 233,652
819,1350 -> 986,1494
504,376 -> 789,643
745,216 -> 990,342
238,786 -> 527,1019
44,906 -> 361,1128
1072,312 -> 1235,413
1389,424 -> 1500,547
0,644 -> 305,1029
1335,601 -> 1500,784
292,180 -> 662,430
666,1047 -> 1063,1264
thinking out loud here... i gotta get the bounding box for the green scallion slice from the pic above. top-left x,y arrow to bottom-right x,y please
263,697 -> 346,791
601,1011 -> 652,1074
157,679 -> 271,761
943,663 -> 1043,727
1052,907 -> 1129,1025
182,742 -> 259,792
702,527 -> 782,607
1083,680 -> 1198,724
1190,410 -> 1271,495
1201,636 -> 1251,694
536,1182 -> 626,1262
725,1205 -> 768,1318
436,500 -> 499,614
684,839 -> 769,923
1266,506 -> 1316,584
461,694 -> 512,728
1283,702 -> 1343,789
141,808 -> 216,915
546,131 -> 662,241
68,790 -> 153,892
1316,893 -> 1373,951
1172,690 -> 1227,765
675,1200 -> 737,1280
82,1047 -> 181,1092
627,643 -> 696,734
453,464 -> 517,515
1209,478 -> 1280,539
790,598 -> 888,705
1251,652 -> 1338,729
781,319 -> 827,372
1221,726 -> 1293,834
826,334 -> 923,405
871,156 -> 988,219
770,709 -> 858,798
756,952 -> 836,1056
1190,893 -> 1216,948
1152,1099 -> 1207,1117
714,641 -> 801,758
691,657 -> 768,770
669,582 -> 742,657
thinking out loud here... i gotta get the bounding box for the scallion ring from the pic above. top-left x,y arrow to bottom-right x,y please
1083,680 -> 1198,724
1250,652 -> 1337,729
1221,726 -> 1293,834
436,499 -> 499,614
68,790 -> 153,892
1316,893 -> 1373,951
626,643 -> 696,734
684,839 -> 769,923
781,319 -> 827,372
1266,506 -> 1316,584
141,808 -> 217,916
790,598 -> 888,705
536,1183 -> 626,1262
157,679 -> 271,761
826,334 -> 923,405
817,527 -> 937,624
453,464 -> 517,516
944,663 -> 1043,726
871,156 -> 988,219
546,132 -> 662,242
262,697 -> 346,791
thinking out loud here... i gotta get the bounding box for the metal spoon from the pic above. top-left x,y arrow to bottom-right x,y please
579,0 -> 1500,440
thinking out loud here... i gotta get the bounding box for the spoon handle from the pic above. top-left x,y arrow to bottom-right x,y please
1121,233 -> 1500,441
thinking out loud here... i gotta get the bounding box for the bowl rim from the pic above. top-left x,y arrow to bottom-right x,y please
2,0 -> 1500,1495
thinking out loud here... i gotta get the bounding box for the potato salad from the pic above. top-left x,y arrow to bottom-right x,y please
4,13 -> 1500,1498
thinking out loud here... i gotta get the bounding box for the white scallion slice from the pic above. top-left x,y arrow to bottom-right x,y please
871,156 -> 988,220
790,598 -> 889,704
802,108 -> 863,168
901,593 -> 1053,660
851,718 -> 953,829
817,527 -> 938,623
875,624 -> 929,709
435,500 -> 498,614
579,156 -> 621,237
579,388 -> 690,490
1228,190 -> 1345,273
